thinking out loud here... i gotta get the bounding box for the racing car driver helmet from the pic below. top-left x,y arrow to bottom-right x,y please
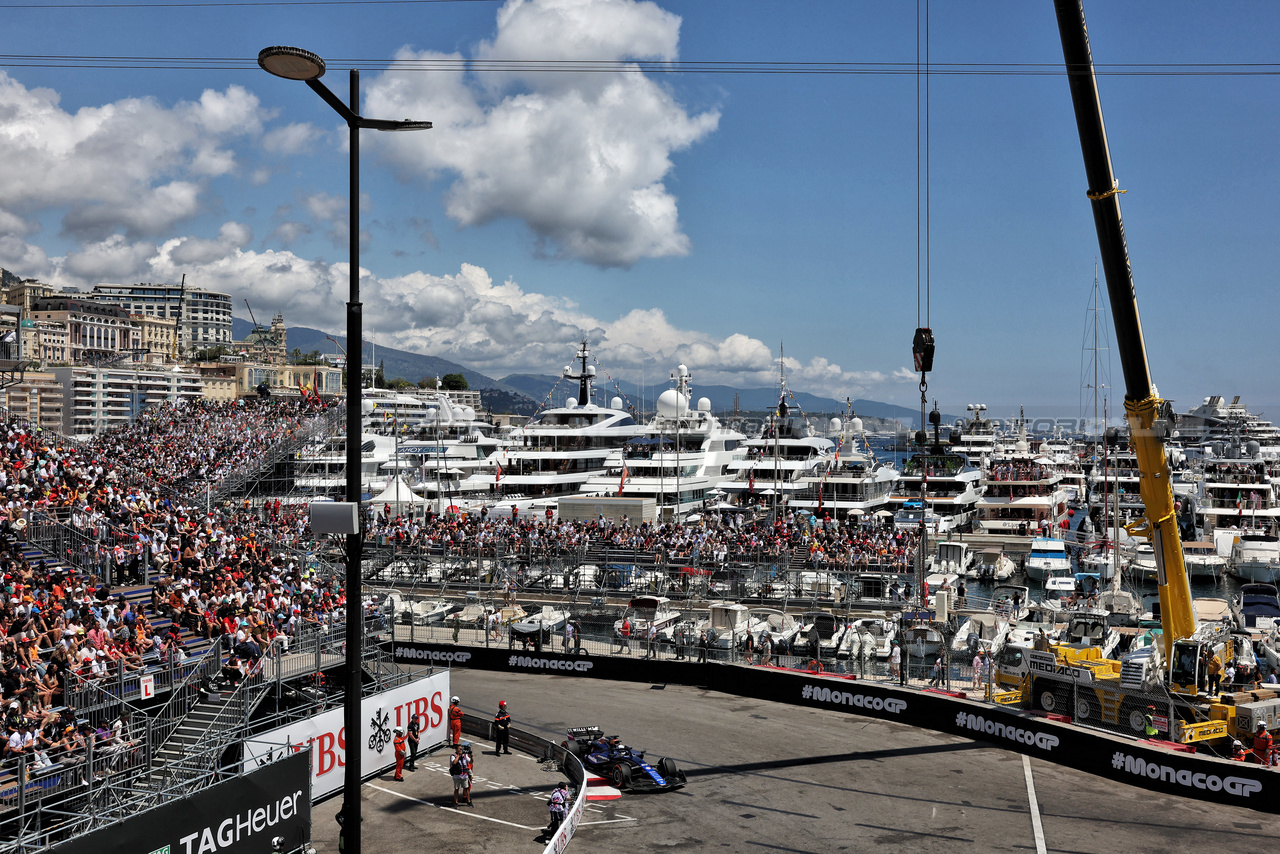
451,696 -> 460,704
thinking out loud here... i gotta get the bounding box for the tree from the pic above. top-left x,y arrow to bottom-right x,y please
441,373 -> 469,390
193,345 -> 229,362
374,359 -> 387,389
417,377 -> 439,390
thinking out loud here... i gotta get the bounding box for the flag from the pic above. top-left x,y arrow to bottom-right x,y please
619,464 -> 628,496
495,463 -> 502,484
777,394 -> 788,419
748,470 -> 755,493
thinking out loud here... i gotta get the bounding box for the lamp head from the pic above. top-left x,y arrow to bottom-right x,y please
258,46 -> 326,81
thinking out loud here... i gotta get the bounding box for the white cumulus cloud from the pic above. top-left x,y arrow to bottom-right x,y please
0,73 -> 269,241
361,0 -> 719,268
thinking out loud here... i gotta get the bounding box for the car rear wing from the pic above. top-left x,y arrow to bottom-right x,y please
566,726 -> 603,740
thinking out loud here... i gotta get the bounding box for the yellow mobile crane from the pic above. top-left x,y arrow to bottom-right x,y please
993,1 -> 1279,747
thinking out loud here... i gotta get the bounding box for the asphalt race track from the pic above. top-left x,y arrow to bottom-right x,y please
309,667 -> 1280,853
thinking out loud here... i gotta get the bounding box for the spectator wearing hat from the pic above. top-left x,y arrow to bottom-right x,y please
406,715 -> 421,771
493,701 -> 512,756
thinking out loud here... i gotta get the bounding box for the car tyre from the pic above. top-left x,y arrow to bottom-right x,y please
657,757 -> 679,780
610,763 -> 631,789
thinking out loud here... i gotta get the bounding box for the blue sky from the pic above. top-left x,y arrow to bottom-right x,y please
1,0 -> 1276,418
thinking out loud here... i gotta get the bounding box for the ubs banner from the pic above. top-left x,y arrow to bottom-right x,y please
53,752 -> 311,854
243,671 -> 450,800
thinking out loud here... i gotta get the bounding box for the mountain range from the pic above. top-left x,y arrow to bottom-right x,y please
232,319 -> 952,425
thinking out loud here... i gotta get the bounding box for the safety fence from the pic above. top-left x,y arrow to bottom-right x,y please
360,540 -> 919,606
391,638 -> 1280,815
380,589 -> 988,693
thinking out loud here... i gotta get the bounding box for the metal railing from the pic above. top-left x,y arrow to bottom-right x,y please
0,723 -> 152,853
210,404 -> 346,502
62,652 -> 205,721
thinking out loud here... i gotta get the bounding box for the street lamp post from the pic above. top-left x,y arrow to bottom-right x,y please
259,46 -> 431,854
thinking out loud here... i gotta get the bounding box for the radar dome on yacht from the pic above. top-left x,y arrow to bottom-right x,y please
610,397 -> 624,410
563,366 -> 572,376
425,407 -> 438,422
656,389 -> 689,417
1015,438 -> 1029,453
565,398 -> 577,409
361,399 -> 376,415
849,416 -> 864,434
463,407 -> 476,421
1247,440 -> 1262,458
697,397 -> 711,412
828,417 -> 842,433
586,366 -> 596,377
677,364 -> 689,377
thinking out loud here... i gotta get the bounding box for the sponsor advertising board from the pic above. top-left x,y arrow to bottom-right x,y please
53,752 -> 310,854
243,671 -> 450,800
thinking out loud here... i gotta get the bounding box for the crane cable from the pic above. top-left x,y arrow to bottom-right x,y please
912,0 -> 935,419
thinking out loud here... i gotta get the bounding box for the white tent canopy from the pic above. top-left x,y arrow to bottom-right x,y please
367,476 -> 429,505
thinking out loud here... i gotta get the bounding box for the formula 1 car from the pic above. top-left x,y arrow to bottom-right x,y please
561,726 -> 687,792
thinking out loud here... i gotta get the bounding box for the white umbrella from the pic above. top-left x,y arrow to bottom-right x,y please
848,508 -> 866,516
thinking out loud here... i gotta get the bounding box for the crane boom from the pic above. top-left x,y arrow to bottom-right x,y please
1052,0 -> 1196,661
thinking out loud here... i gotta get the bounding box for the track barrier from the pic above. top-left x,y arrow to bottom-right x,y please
395,640 -> 1279,814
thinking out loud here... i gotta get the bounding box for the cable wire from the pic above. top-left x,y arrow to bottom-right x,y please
0,54 -> 1275,75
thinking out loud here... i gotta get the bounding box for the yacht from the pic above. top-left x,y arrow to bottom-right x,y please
461,341 -> 642,513
1176,395 -> 1280,448
511,605 -> 570,642
1058,609 -> 1121,658
1043,566 -> 1077,606
1232,583 -> 1280,632
1003,602 -> 1067,647
968,548 -> 1015,581
615,596 -> 682,640
951,612 -> 1008,656
747,608 -> 801,650
791,415 -> 898,521
1230,533 -> 1280,583
889,447 -> 985,534
795,611 -> 854,659
696,602 -> 752,649
1127,543 -> 1159,584
1024,537 -> 1072,583
849,618 -> 895,661
1087,442 -> 1146,524
947,404 -> 1000,467
975,415 -> 1073,538
1193,444 -> 1280,536
294,431 -> 398,500
1182,541 -> 1227,581
720,419 -> 835,512
927,541 -> 972,576
581,364 -> 745,520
